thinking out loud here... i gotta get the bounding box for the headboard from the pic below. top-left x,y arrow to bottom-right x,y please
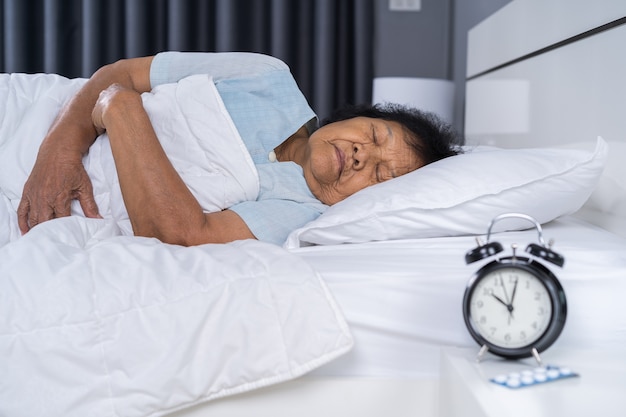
464,0 -> 626,237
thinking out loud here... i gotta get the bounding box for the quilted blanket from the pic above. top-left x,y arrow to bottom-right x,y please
0,72 -> 259,241
0,73 -> 353,416
0,217 -> 353,417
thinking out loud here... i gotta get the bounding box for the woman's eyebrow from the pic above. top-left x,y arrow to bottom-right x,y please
386,123 -> 394,139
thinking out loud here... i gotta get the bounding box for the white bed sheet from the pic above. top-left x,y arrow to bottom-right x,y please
167,215 -> 626,417
294,216 -> 626,379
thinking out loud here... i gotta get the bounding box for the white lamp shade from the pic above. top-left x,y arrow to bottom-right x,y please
372,77 -> 455,124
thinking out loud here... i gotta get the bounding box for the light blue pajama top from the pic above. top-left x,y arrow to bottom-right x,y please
149,51 -> 327,245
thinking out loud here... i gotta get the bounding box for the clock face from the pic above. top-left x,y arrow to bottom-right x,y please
467,265 -> 553,349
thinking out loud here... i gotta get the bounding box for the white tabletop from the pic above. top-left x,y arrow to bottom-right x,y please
439,347 -> 626,417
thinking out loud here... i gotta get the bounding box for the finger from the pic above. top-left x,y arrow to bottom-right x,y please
53,192 -> 73,218
78,193 -> 102,219
25,203 -> 55,232
76,179 -> 101,219
17,198 -> 31,234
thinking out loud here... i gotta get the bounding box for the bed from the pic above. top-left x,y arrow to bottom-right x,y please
2,1 -> 626,416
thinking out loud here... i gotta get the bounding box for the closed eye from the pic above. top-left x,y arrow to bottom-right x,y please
371,124 -> 378,144
372,125 -> 383,181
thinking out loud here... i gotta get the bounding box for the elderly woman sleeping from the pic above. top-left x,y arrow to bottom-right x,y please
4,52 -> 459,246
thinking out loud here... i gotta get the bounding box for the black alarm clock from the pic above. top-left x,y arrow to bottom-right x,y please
462,213 -> 567,360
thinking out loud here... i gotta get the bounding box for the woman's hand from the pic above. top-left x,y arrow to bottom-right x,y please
17,56 -> 154,234
92,83 -> 138,135
98,83 -> 256,245
17,143 -> 100,234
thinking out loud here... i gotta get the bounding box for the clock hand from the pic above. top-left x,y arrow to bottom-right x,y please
491,293 -> 515,324
510,277 -> 519,306
499,275 -> 512,305
507,278 -> 519,325
491,293 -> 509,308
494,279 -> 515,324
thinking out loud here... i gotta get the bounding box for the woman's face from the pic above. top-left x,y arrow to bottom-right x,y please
302,117 -> 422,205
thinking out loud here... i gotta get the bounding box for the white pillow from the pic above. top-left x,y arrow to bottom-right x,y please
284,137 -> 608,248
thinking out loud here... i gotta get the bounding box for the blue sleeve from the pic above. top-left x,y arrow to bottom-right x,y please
150,51 -> 290,87
230,199 -> 324,246
229,163 -> 327,246
150,52 -> 323,245
150,51 -> 318,164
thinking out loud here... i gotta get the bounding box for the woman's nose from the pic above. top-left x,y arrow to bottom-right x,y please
352,143 -> 376,169
352,144 -> 366,169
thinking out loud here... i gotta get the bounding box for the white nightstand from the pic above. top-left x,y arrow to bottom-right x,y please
438,347 -> 626,417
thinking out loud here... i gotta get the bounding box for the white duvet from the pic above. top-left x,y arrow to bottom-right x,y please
0,73 -> 353,416
0,72 -> 259,241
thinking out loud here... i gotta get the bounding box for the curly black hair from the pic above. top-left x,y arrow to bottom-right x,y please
321,103 -> 462,166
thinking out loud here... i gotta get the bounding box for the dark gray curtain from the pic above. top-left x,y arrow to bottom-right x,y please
0,0 -> 373,119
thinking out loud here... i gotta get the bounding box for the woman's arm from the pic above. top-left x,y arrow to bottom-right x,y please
92,84 -> 256,246
17,56 -> 154,233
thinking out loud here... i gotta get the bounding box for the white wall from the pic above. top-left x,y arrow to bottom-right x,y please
373,0 -> 513,137
374,0 -> 452,79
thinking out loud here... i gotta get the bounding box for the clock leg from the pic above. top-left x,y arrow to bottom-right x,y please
532,347 -> 543,365
475,344 -> 489,362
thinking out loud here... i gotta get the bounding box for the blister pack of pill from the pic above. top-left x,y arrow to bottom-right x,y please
490,365 -> 579,389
